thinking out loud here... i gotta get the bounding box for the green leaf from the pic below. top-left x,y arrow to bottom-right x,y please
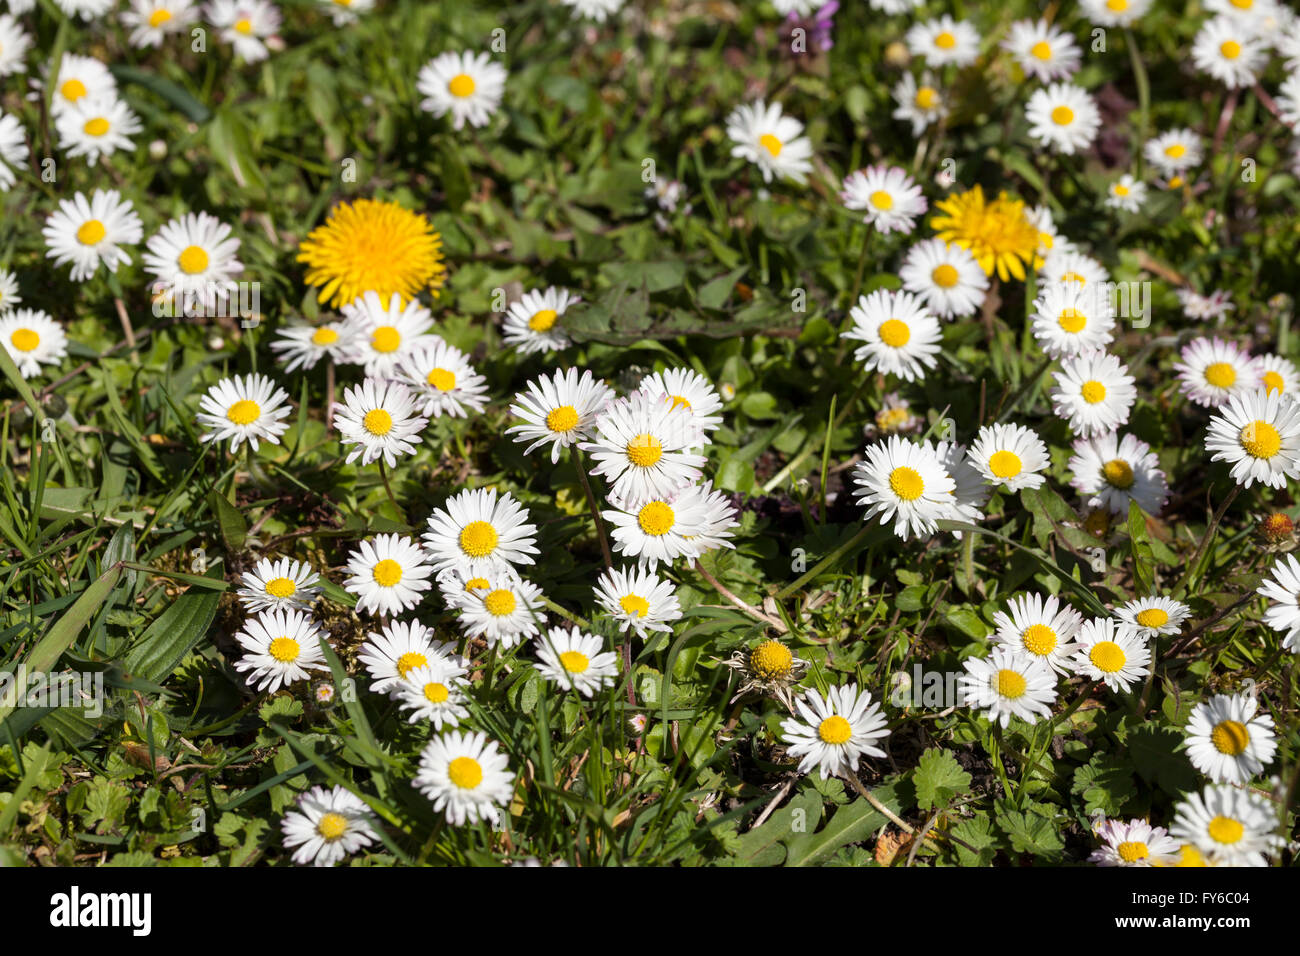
111,65 -> 211,123
1127,500 -> 1155,594
697,267 -> 747,309
121,582 -> 221,683
913,748 -> 972,812
209,489 -> 248,552
995,801 -> 1064,861
1127,725 -> 1198,796
784,793 -> 891,867
1072,753 -> 1138,816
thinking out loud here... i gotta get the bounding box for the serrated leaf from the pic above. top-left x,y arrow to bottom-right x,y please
914,748 -> 972,811
1071,753 -> 1138,816
995,801 -> 1064,861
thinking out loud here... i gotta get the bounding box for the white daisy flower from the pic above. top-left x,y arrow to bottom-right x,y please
1113,596 -> 1191,639
1003,18 -> 1081,81
1184,691 -> 1277,784
1025,82 -> 1101,155
1257,553 -> 1300,652
0,14 -> 30,78
505,367 -> 614,464
453,574 -> 546,649
1278,72 -> 1300,128
959,647 -> 1058,728
557,0 -> 623,20
779,683 -> 890,779
906,15 -> 980,68
343,533 -> 435,617
1205,386 -> 1300,489
395,340 -> 489,420
208,0 -> 281,63
991,592 -> 1084,675
316,0 -> 374,26
841,289 -> 942,382
415,730 -> 515,827
1176,288 -> 1235,324
1030,280 -> 1116,358
502,286 -> 578,354
233,608 -> 330,692
1089,818 -> 1180,867
867,0 -> 922,12
635,368 -> 725,443
1067,431 -> 1168,516
143,212 -> 243,315
236,556 -> 320,613
358,619 -> 465,695
46,54 -> 116,115
852,435 -> 957,540
1070,618 -> 1151,693
840,164 -> 927,235
121,0 -> 199,48
687,481 -> 742,557
41,189 -> 143,282
53,0 -> 115,19
592,565 -> 682,638
533,625 -> 618,697
334,378 -> 428,468
1051,350 -> 1137,437
899,238 -> 989,320
423,488 -> 540,577
1170,784 -> 1283,866
1026,204 -> 1074,261
725,99 -> 814,185
416,50 -> 507,131
0,269 -> 19,314
892,72 -> 948,136
1078,0 -> 1152,28
1144,128 -> 1204,176
0,309 -> 67,379
195,373 -> 291,452
1257,354 -> 1300,402
1039,248 -> 1108,291
602,481 -> 736,569
0,112 -> 28,192
582,392 -> 708,507
280,785 -> 377,868
1174,337 -> 1261,408
269,321 -> 358,372
393,659 -> 471,729
55,95 -> 141,165
339,290 -> 440,380
1105,174 -> 1148,213
937,439 -> 989,530
1191,17 -> 1267,89
967,423 -> 1050,491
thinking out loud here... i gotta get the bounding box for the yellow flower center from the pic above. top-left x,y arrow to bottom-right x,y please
148,8 -> 173,27
1135,607 -> 1168,628
876,406 -> 912,432
889,465 -> 925,501
1220,40 -> 1241,60
870,190 -> 894,210
1030,40 -> 1052,60
363,408 -> 393,436
996,668 -> 1027,698
1057,308 -> 1087,333
177,245 -> 209,275
545,405 -> 580,433
1203,362 -> 1236,388
988,450 -> 1023,479
817,715 -> 852,744
265,576 -> 296,599
427,368 -> 456,392
423,682 -> 449,704
268,636 -> 300,662
1102,458 -> 1135,489
465,577 -> 489,590
372,558 -> 403,587
1231,0 -> 1253,8
1089,640 -> 1126,673
448,73 -> 476,98
637,501 -> 675,536
528,308 -> 558,332
878,318 -> 911,347
316,812 -> 347,841
311,327 -> 339,346
1060,270 -> 1086,286
1165,143 -> 1186,159
915,86 -> 938,110
931,263 -> 959,288
1263,370 -> 1285,395
1207,815 -> 1243,844
61,78 -> 87,101
669,394 -> 692,412
226,399 -> 260,425
1080,380 -> 1107,404
1117,841 -> 1148,862
1107,0 -> 1128,11
459,521 -> 499,557
1211,719 -> 1250,756
619,594 -> 649,617
396,651 -> 427,678
759,133 -> 783,157
484,588 -> 516,617
234,18 -> 253,34
626,433 -> 663,468
83,117 -> 110,137
1168,175 -> 1185,189
1113,183 -> 1130,198
1173,844 -> 1208,866
934,31 -> 956,49
9,328 -> 39,352
1021,624 -> 1057,656
1239,420 -> 1281,459
1051,105 -> 1074,126
370,325 -> 401,353
447,756 -> 482,789
749,640 -> 793,679
557,649 -> 591,673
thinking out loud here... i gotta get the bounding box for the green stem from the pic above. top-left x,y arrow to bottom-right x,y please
773,522 -> 875,601
1125,29 -> 1150,178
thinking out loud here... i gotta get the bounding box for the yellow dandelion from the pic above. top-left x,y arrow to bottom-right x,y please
297,198 -> 447,308
930,185 -> 1040,282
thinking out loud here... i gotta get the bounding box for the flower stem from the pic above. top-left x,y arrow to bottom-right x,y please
378,460 -> 405,525
573,449 -> 613,568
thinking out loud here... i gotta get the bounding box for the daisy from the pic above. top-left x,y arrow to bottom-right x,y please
55,95 -> 141,165
1144,128 -> 1204,176
867,0 -> 921,12
393,659 -> 471,729
779,683 -> 890,779
505,367 -> 613,463
1177,338 -> 1263,409
841,289 -> 942,382
1255,355 -> 1300,403
1051,351 -> 1137,437
52,0 -> 115,18
1191,17 -> 1267,89
333,378 -> 428,468
236,556 -> 320,613
1278,73 -> 1300,127
269,321 -> 357,372
1003,19 -> 1081,81
317,0 -> 374,26
1031,281 -> 1115,358
899,238 -> 988,320
423,488 -> 540,577
358,619 -> 464,695
195,373 -> 291,452
557,0 -> 623,20
990,592 -> 1084,675
1089,818 -> 1180,867
1184,691 -> 1277,784
42,189 -> 143,282
603,482 -> 736,569
502,286 -> 577,354
1039,248 -> 1108,291
340,290 -> 440,380
143,212 -> 243,314
0,15 -> 29,78
454,574 -> 546,649
280,786 -> 377,868
0,112 -> 27,192
592,565 -> 682,638
687,481 -> 742,557
1025,83 -> 1101,155
343,533 -> 435,617
47,54 -> 116,115
959,647 -> 1058,728
1026,204 -> 1074,261
533,626 -> 619,697
906,15 -> 980,68
0,269 -> 19,313
1177,288 -> 1234,323
233,608 -> 329,692
395,340 -> 489,420
725,100 -> 814,185
852,436 -> 956,540
1170,784 -> 1283,866
1205,387 -> 1300,489
0,310 -> 67,379
1114,596 -> 1191,639
724,639 -> 810,708
1071,618 -> 1151,693
635,367 -> 725,443
937,439 -> 989,530
967,423 -> 1050,491
121,0 -> 199,48
840,164 -> 927,234
1078,0 -> 1152,28
415,731 -> 515,826
892,72 -> 948,135
1067,431 -> 1168,515
208,0 -> 281,63
416,51 -> 507,131
1105,174 -> 1148,214
582,392 -> 707,506
1257,553 -> 1300,651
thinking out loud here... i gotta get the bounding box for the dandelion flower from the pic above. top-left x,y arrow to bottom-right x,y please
930,186 -> 1040,282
